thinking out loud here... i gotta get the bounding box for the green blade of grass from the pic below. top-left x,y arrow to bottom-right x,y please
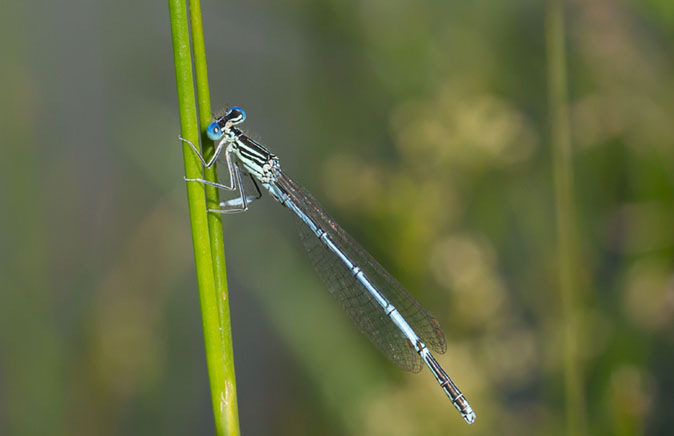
545,1 -> 587,434
189,0 -> 241,432
189,0 -> 239,435
168,0 -> 240,434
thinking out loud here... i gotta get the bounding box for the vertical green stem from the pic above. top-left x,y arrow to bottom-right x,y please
168,0 -> 240,435
546,1 -> 586,434
189,0 -> 241,433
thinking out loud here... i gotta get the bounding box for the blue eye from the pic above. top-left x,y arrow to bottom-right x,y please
206,122 -> 223,140
230,106 -> 246,124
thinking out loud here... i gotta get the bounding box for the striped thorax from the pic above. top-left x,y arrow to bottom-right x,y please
227,127 -> 280,183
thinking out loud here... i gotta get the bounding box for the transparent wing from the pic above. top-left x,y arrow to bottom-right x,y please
276,171 -> 447,372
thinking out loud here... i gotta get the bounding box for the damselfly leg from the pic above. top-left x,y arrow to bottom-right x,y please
180,136 -> 239,192
209,165 -> 262,213
179,135 -> 228,169
185,158 -> 262,213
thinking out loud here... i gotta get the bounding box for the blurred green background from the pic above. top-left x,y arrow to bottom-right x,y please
1,0 -> 673,435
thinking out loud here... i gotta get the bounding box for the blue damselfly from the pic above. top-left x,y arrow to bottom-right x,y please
181,107 -> 476,424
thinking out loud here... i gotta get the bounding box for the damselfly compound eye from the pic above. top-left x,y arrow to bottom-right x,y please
206,122 -> 223,141
228,106 -> 246,125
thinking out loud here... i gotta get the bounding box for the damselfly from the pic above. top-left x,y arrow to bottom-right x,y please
181,107 -> 476,424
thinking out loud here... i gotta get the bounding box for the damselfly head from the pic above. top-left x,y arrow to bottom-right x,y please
207,106 -> 247,141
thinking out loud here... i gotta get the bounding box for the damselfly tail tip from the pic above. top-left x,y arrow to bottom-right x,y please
462,406 -> 476,424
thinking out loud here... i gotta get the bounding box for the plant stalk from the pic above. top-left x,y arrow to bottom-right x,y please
546,1 -> 586,434
168,0 -> 240,434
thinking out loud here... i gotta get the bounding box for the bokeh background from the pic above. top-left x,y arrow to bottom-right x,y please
1,0 -> 673,435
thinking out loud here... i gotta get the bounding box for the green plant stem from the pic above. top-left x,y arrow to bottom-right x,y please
189,0 -> 241,433
545,1 -> 586,435
168,0 -> 240,434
